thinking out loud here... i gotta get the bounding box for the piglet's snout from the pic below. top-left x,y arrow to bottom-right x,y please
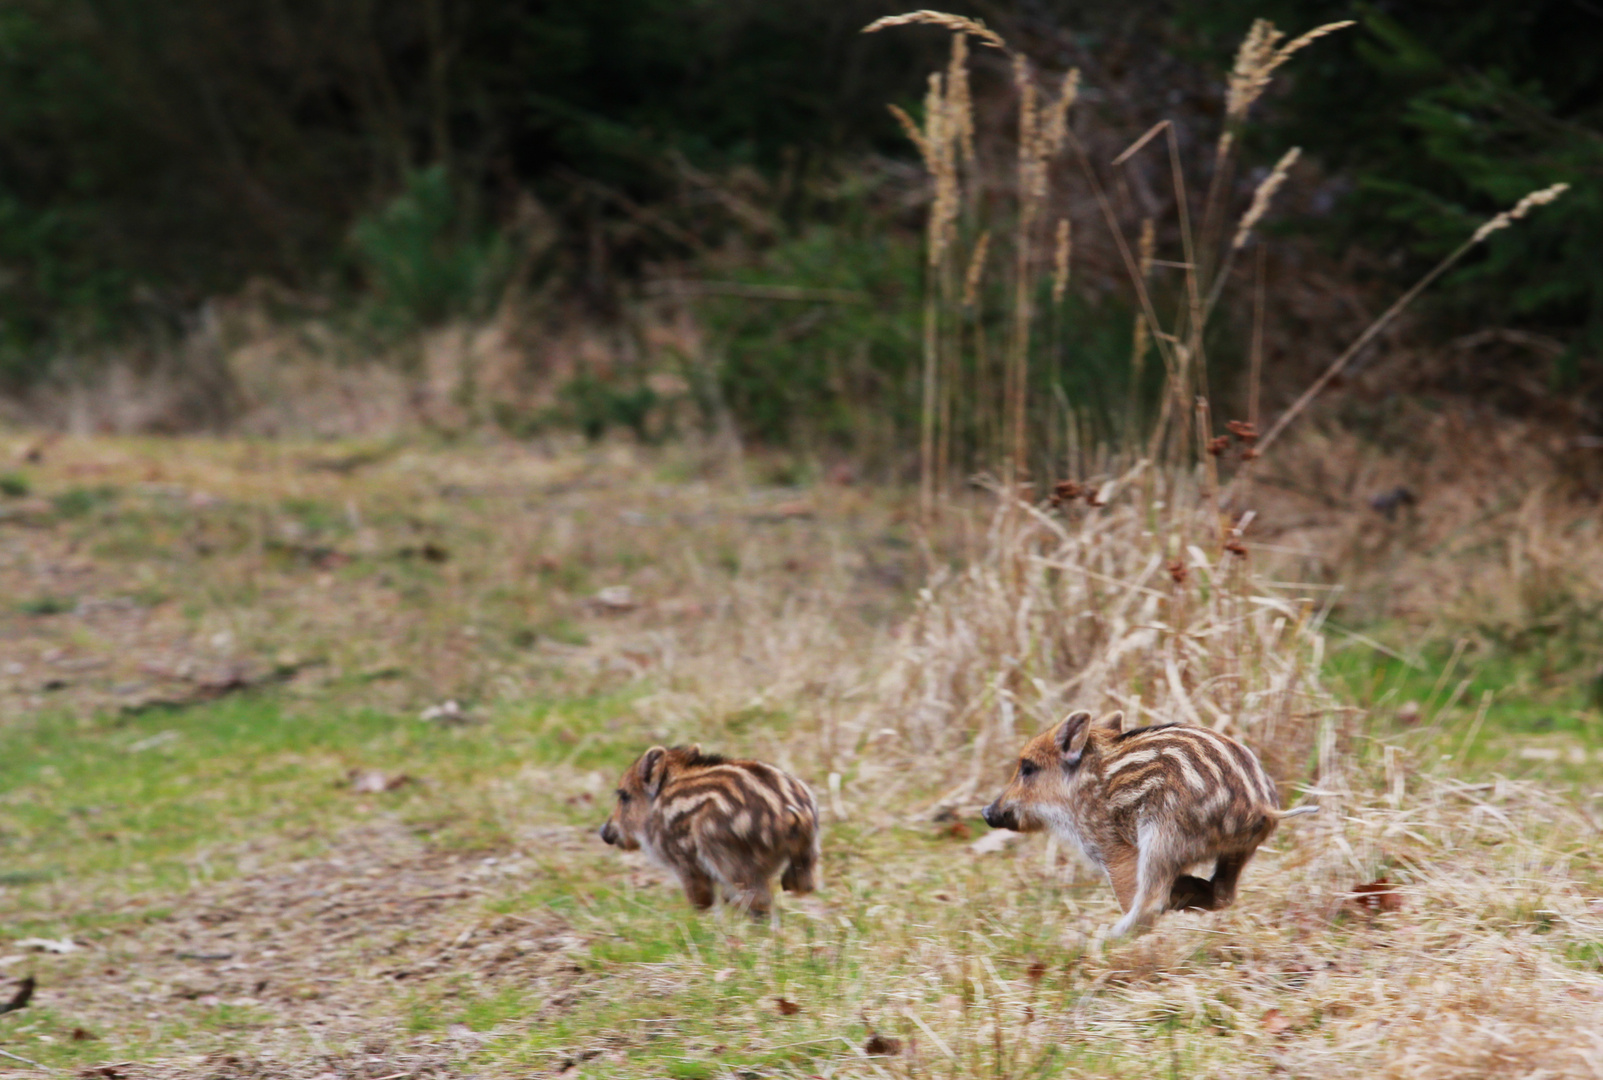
981,801 -> 1017,831
598,822 -> 619,845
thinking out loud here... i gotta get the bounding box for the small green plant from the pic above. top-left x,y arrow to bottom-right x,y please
0,470 -> 29,496
51,485 -> 117,517
558,372 -> 660,442
350,165 -> 511,333
18,595 -> 74,615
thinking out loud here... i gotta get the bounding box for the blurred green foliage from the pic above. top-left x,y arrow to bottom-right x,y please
349,165 -> 510,333
0,0 -> 1595,431
1188,1 -> 1603,396
0,0 -> 932,385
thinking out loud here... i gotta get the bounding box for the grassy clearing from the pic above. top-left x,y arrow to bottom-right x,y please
2,434 -> 1602,1079
3,684 -> 1600,1079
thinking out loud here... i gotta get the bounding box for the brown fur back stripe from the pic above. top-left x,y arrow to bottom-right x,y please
669,746 -> 729,768
1114,723 -> 1182,742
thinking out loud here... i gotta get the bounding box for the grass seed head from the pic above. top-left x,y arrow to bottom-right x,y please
1472,181 -> 1570,243
1051,217 -> 1073,304
1233,147 -> 1301,250
961,231 -> 991,308
861,11 -> 1008,52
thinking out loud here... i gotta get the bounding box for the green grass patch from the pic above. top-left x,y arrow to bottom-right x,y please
15,595 -> 74,615
1325,635 -> 1603,786
0,690 -> 643,910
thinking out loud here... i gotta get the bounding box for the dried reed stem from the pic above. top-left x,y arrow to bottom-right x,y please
1250,182 -> 1570,461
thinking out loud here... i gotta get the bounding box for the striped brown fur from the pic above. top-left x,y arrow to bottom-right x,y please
599,745 -> 820,916
981,710 -> 1316,937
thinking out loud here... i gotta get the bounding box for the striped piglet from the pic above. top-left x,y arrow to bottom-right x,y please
600,745 -> 820,917
982,710 -> 1315,936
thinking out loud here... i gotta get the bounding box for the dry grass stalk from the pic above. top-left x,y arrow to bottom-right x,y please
1005,53 -> 1042,488
1251,181 -> 1572,463
1124,219 -> 1156,447
1471,181 -> 1570,243
892,53 -> 970,520
964,229 -> 994,462
945,33 -> 975,172
1199,144 -> 1300,325
1004,59 -> 1080,486
880,471 -> 1341,801
1223,19 -> 1355,137
861,10 -> 1007,51
1232,146 -> 1301,250
961,230 -> 991,309
1201,21 -> 1349,301
1050,217 -> 1072,305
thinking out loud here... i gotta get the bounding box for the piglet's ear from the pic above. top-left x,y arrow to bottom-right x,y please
639,746 -> 669,797
1092,711 -> 1125,736
1056,710 -> 1093,765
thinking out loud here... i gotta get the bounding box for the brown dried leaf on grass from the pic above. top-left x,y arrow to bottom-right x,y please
1350,877 -> 1405,912
1261,1008 -> 1292,1036
773,997 -> 800,1016
863,1033 -> 903,1055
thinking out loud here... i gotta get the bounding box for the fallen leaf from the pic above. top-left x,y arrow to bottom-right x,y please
1396,701 -> 1421,725
1,975 -> 34,1014
1350,877 -> 1404,912
15,937 -> 77,954
71,1027 -> 97,1041
939,820 -> 972,840
774,997 -> 800,1016
863,1034 -> 902,1056
1261,1009 -> 1292,1036
1026,960 -> 1048,981
347,769 -> 412,794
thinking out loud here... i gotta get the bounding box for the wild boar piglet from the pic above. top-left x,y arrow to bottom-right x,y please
600,745 -> 820,916
982,710 -> 1316,937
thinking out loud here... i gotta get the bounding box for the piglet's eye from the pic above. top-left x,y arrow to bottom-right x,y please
1019,760 -> 1039,778
617,791 -> 631,804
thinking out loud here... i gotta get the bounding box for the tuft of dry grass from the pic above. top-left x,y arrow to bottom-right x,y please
869,467 -> 1341,809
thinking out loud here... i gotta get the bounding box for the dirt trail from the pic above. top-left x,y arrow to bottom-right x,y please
9,821 -> 608,1078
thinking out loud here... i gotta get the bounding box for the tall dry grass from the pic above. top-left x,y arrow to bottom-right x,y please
878,469 -> 1344,806
855,13 -> 1571,799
